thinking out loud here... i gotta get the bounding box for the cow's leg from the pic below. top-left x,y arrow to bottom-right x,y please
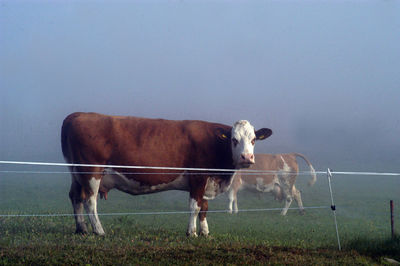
187,176 -> 209,237
281,194 -> 293,216
199,199 -> 209,236
228,174 -> 241,214
83,176 -> 105,235
273,184 -> 283,201
227,190 -> 233,214
187,197 -> 201,237
69,175 -> 88,234
280,182 -> 293,216
293,185 -> 305,215
279,172 -> 294,215
228,188 -> 238,214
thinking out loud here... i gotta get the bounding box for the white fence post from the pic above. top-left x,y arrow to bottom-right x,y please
327,168 -> 341,250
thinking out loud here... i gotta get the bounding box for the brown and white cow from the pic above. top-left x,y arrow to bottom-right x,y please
61,112 -> 272,236
228,153 -> 316,215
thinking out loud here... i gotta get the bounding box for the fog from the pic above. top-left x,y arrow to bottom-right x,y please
1,0 -> 400,172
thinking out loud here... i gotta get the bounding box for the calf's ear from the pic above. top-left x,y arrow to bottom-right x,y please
215,128 -> 231,141
255,128 -> 272,140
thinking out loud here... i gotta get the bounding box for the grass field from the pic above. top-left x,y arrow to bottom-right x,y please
0,169 -> 399,265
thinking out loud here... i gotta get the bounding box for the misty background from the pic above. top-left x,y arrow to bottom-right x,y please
1,0 -> 400,173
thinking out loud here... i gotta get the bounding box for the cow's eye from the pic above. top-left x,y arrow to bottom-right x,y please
232,138 -> 239,147
251,138 -> 255,146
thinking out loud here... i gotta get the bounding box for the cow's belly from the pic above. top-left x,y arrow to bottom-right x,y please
243,176 -> 277,193
100,169 -> 189,195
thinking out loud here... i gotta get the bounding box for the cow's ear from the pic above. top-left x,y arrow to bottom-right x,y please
255,128 -> 272,140
215,128 -> 231,141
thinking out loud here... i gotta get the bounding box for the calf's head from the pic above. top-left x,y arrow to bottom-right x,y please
217,120 -> 272,168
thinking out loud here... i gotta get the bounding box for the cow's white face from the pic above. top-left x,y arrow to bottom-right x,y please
230,120 -> 272,169
231,120 -> 257,168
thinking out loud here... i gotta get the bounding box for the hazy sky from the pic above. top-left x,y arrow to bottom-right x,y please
1,0 -> 399,171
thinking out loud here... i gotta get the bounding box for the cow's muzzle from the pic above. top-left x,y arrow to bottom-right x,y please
237,153 -> 255,168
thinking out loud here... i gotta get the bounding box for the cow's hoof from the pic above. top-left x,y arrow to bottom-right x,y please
186,232 -> 198,238
199,230 -> 209,237
200,233 -> 212,239
75,228 -> 88,235
93,230 -> 106,236
299,210 -> 305,215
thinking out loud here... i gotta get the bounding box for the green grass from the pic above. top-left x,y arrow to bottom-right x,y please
0,172 -> 399,264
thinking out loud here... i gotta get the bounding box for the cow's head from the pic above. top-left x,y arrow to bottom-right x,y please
217,120 -> 272,169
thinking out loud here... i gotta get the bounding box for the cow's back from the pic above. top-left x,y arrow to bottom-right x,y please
61,112 -> 233,172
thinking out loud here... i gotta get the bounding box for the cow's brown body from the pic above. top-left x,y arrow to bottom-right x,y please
228,153 -> 316,215
61,112 -> 272,236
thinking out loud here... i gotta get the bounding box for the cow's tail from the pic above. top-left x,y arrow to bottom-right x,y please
294,153 -> 317,186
